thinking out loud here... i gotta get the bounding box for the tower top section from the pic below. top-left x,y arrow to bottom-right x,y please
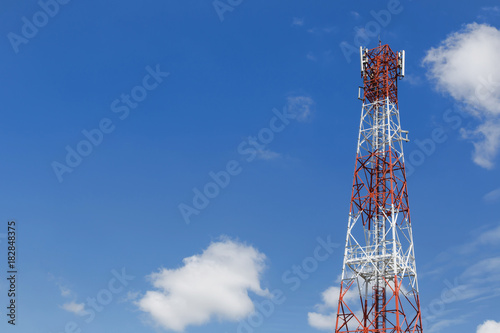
359,44 -> 405,105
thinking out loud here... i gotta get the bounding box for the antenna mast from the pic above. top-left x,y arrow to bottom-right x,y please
335,44 -> 422,333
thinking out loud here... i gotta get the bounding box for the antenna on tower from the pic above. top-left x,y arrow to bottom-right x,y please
398,50 -> 406,78
359,46 -> 367,75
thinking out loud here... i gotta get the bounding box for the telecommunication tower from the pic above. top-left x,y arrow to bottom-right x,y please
335,44 -> 423,333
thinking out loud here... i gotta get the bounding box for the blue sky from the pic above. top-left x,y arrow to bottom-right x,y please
0,0 -> 499,332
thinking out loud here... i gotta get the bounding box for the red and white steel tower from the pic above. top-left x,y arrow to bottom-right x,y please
335,43 -> 423,333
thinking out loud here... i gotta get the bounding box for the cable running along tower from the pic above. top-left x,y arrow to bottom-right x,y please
335,44 -> 423,333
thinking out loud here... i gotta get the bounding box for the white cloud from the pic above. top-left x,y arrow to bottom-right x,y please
423,23 -> 500,168
308,286 -> 358,331
136,238 -> 269,332
292,17 -> 304,26
308,312 -> 336,331
308,286 -> 339,331
60,301 -> 87,316
484,187 -> 500,202
461,120 -> 500,169
286,95 -> 314,121
477,320 -> 500,333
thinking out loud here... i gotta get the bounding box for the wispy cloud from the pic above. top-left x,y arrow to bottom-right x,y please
255,149 -> 281,160
477,8 -> 500,28
405,74 -> 423,86
462,257 -> 500,283
246,137 -> 282,161
446,256 -> 500,303
306,52 -> 318,62
427,319 -> 464,333
423,23 -> 500,169
49,274 -> 90,317
484,187 -> 500,202
292,17 -> 304,26
458,224 -> 500,255
286,95 -> 315,122
426,224 -> 500,273
428,318 -> 465,333
322,26 -> 337,34
120,291 -> 140,303
242,95 -> 315,162
136,238 -> 269,332
48,273 -> 76,298
476,224 -> 500,246
60,301 -> 87,316
59,285 -> 73,297
481,6 -> 500,13
420,223 -> 500,331
307,26 -> 338,34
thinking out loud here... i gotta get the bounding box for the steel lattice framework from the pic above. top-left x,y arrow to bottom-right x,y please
335,44 -> 423,333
